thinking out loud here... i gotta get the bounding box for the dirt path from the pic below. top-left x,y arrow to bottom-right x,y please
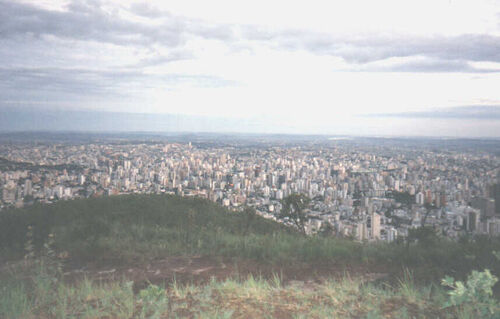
58,256 -> 388,291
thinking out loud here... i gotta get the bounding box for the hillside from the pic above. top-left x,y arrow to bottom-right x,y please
1,194 -> 500,318
0,194 -> 287,264
2,194 -> 500,276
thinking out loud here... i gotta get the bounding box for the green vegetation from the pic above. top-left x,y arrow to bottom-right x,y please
387,191 -> 414,207
279,193 -> 311,234
442,270 -> 500,318
0,194 -> 287,264
1,194 -> 500,317
1,194 -> 500,280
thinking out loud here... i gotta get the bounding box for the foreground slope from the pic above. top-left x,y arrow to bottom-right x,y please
1,194 -> 500,318
2,194 -> 500,280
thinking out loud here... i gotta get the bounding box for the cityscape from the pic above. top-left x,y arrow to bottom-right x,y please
2,0 -> 500,316
2,133 -> 499,242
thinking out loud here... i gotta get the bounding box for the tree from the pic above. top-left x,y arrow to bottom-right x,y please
407,226 -> 439,247
279,194 -> 311,234
388,191 -> 413,208
319,221 -> 336,237
421,203 -> 435,227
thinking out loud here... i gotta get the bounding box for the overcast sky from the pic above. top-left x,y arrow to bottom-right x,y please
1,0 -> 500,136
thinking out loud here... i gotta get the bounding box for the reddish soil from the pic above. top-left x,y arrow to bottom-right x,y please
56,255 -> 389,291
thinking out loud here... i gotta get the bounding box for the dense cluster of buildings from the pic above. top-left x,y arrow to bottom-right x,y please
1,139 -> 500,242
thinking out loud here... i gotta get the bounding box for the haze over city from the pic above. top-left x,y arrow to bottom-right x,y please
1,0 -> 500,136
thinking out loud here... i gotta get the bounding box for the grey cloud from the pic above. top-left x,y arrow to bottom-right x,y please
0,67 -> 143,95
354,34 -> 500,64
0,0 -> 173,46
0,0 -> 238,100
1,1 -> 152,46
0,0 -> 234,48
359,58 -> 500,73
0,66 -> 236,87
0,67 -> 238,103
303,33 -> 500,64
241,25 -> 500,67
129,2 -> 235,41
381,59 -> 475,73
363,106 -> 500,119
1,0 -> 499,78
130,50 -> 194,68
129,2 -> 171,19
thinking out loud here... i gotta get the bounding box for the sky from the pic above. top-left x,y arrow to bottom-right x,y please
1,0 -> 500,136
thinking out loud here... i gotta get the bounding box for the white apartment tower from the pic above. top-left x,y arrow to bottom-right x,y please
371,212 -> 381,240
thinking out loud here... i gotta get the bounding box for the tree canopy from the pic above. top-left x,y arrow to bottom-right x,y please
279,193 -> 311,234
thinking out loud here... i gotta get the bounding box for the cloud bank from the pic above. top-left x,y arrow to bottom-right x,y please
1,0 -> 500,136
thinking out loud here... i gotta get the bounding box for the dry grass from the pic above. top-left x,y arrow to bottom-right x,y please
1,270 -> 451,319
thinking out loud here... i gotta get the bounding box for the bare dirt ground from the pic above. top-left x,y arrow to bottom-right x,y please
55,256 -> 388,291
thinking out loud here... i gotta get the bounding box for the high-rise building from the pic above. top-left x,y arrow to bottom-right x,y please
440,192 -> 447,207
2,185 -> 16,203
466,209 -> 480,232
387,227 -> 397,242
471,197 -> 495,219
416,192 -> 424,205
55,185 -> 64,199
494,184 -> 500,216
371,212 -> 381,240
24,179 -> 32,196
123,160 -> 131,170
355,221 -> 368,241
275,189 -> 283,200
78,174 -> 86,185
425,189 -> 433,204
486,218 -> 500,236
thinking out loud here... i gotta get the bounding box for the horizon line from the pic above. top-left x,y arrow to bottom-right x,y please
1,130 -> 500,140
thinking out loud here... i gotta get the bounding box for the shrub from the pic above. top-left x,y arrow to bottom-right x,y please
441,269 -> 500,318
